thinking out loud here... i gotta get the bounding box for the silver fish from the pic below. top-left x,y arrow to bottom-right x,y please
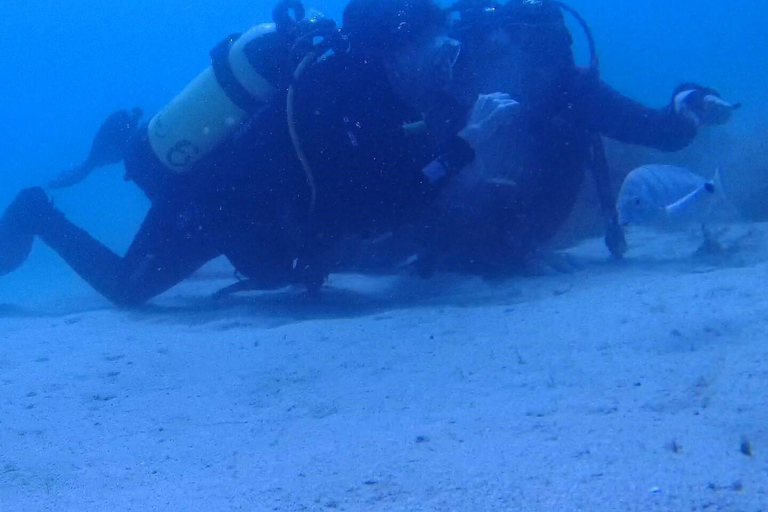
617,164 -> 724,227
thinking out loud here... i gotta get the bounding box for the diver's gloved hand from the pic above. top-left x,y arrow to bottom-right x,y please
604,210 -> 627,259
459,93 -> 519,150
674,88 -> 739,126
49,108 -> 143,189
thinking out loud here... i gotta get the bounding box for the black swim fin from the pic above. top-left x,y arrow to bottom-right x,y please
49,107 -> 143,189
0,187 -> 52,275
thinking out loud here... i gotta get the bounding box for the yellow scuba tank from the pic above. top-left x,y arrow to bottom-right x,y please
146,0 -> 326,172
147,24 -> 281,171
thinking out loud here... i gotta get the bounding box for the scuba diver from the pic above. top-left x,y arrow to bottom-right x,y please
0,0 -> 518,306
365,0 -> 739,277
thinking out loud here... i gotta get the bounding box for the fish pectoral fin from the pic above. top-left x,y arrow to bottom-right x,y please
710,166 -> 731,198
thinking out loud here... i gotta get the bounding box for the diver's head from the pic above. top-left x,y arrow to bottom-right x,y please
501,0 -> 574,65
343,0 -> 460,110
451,0 -> 575,103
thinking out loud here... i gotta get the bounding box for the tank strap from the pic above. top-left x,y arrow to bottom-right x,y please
210,35 -> 270,113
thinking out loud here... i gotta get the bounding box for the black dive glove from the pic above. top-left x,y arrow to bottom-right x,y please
420,93 -> 519,187
673,84 -> 740,127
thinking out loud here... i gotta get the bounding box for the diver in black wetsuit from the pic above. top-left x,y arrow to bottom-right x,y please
0,0 -> 517,305
387,0 -> 739,276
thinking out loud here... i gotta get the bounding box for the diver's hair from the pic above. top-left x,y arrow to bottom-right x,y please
343,0 -> 448,59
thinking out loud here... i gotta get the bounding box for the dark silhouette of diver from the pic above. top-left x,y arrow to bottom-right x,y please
0,0 -> 517,305
365,0 -> 739,277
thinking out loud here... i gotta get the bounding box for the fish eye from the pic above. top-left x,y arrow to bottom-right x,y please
634,198 -> 641,205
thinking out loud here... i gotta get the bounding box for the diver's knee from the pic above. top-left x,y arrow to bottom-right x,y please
7,187 -> 55,231
103,276 -> 157,307
0,187 -> 55,276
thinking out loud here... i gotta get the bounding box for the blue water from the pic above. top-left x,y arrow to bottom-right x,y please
0,0 -> 763,298
1,0 -> 764,235
1,2 -> 767,508
0,0 -> 763,300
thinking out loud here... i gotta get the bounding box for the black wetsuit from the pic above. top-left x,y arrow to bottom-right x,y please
405,67 -> 703,276
507,68 -> 698,247
34,56 -> 468,305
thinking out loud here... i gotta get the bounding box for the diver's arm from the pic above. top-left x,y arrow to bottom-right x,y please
418,135 -> 477,188
583,76 -> 701,152
419,93 -> 518,188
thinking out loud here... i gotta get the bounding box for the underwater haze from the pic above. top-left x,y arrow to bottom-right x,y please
2,0 -> 768,510
1,0 -> 766,253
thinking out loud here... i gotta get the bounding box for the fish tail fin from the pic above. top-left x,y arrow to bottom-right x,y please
710,167 -> 727,197
709,166 -> 742,217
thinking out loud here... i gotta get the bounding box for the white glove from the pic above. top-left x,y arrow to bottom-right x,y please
675,90 -> 739,126
459,93 -> 520,150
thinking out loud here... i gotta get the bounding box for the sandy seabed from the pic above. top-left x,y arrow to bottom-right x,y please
1,223 -> 767,511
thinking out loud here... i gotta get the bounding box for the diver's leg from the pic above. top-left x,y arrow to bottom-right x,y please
0,188 -> 126,284
0,187 -> 219,305
110,203 -> 221,304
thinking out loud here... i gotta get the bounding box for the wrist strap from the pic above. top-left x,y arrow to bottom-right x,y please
421,135 -> 475,185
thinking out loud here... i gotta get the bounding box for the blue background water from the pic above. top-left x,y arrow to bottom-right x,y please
0,0 -> 764,297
